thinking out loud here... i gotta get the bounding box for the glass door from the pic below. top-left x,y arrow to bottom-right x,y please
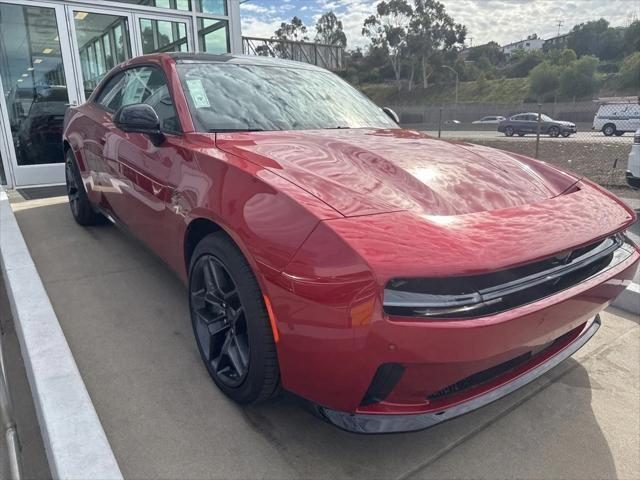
67,7 -> 135,101
0,1 -> 81,186
67,6 -> 193,103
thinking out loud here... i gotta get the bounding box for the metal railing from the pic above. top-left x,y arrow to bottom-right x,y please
0,327 -> 22,480
242,36 -> 345,71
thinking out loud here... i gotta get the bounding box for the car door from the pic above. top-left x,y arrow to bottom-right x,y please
102,65 -> 192,265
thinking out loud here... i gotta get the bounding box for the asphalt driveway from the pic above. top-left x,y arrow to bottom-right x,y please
10,194 -> 640,480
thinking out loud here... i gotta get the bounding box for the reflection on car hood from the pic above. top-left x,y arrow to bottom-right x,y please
216,128 -> 581,217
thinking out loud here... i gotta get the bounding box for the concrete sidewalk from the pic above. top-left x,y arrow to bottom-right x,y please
10,194 -> 640,479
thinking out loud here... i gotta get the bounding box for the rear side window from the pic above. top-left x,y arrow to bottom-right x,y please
95,72 -> 126,112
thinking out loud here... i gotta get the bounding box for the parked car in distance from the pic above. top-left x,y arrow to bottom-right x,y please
63,53 -> 639,434
498,113 -> 576,137
593,103 -> 640,136
472,116 -> 506,124
627,129 -> 640,189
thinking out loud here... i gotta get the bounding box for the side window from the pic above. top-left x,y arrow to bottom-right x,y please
121,66 -> 181,133
95,72 -> 127,112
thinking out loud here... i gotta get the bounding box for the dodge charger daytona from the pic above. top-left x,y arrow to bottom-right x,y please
62,53 -> 639,433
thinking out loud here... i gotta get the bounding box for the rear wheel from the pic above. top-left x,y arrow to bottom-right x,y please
504,126 -> 514,137
602,124 -> 616,136
548,126 -> 560,137
189,232 -> 280,404
65,149 -> 103,226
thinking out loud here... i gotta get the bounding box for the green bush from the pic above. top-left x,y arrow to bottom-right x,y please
559,56 -> 599,100
528,61 -> 561,100
618,52 -> 640,89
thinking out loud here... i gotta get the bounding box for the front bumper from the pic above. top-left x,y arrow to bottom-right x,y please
318,316 -> 600,433
626,170 -> 640,189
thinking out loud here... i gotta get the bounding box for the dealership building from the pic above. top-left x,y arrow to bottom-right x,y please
0,0 -> 242,188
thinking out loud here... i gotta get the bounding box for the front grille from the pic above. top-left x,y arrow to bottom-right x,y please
384,234 -> 635,319
427,325 -> 581,401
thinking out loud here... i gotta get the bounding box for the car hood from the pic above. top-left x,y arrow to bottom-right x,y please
215,128 -> 581,217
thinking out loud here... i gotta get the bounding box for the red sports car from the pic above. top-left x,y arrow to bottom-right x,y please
62,53 -> 639,433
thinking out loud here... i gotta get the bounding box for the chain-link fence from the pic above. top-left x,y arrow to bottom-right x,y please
394,100 -> 639,190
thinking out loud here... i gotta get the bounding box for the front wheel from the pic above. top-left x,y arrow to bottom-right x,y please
548,126 -> 560,137
504,126 -> 514,137
189,232 -> 280,404
65,149 -> 103,226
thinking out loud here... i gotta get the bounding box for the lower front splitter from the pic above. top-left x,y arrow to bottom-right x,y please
318,315 -> 601,434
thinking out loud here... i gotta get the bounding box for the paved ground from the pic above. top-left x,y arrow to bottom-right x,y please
9,195 -> 640,480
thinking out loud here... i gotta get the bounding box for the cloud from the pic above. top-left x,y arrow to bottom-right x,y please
240,0 -> 637,49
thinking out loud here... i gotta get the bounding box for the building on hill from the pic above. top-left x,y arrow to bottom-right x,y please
501,34 -> 545,56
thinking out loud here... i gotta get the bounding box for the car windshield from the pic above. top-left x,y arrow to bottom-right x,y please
177,62 -> 398,132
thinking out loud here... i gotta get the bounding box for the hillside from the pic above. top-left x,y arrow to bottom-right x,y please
359,78 -> 531,105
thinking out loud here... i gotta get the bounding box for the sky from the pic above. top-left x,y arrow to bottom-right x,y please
240,0 -> 639,50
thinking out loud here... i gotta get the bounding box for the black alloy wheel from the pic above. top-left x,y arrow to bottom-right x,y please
65,149 -> 102,226
505,126 -> 514,137
188,232 -> 280,404
548,126 -> 560,137
190,254 -> 250,387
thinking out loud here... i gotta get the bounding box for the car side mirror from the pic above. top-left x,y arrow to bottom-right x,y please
382,107 -> 400,124
113,103 -> 164,146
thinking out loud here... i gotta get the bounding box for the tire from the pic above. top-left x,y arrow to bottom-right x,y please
517,132 -> 525,137
561,131 -> 571,138
602,124 -> 616,136
188,232 -> 280,404
548,126 -> 560,137
614,131 -> 624,137
65,148 -> 103,226
504,126 -> 514,137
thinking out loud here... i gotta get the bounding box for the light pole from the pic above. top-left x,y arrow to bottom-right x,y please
441,65 -> 458,109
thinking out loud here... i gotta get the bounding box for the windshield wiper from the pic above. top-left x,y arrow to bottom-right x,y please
208,128 -> 264,133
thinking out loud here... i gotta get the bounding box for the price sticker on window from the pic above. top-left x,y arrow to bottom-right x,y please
186,79 -> 210,108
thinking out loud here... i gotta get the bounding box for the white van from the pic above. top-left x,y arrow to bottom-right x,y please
593,103 -> 640,136
627,129 -> 640,189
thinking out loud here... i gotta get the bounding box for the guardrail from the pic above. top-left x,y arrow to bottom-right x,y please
0,329 -> 22,480
242,36 -> 345,71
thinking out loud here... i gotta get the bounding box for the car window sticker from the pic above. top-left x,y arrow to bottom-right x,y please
186,79 -> 211,109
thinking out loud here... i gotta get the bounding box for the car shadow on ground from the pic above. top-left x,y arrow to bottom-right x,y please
11,199 -> 622,480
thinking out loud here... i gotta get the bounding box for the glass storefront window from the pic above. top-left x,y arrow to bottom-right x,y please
73,12 -> 132,96
197,18 -> 229,54
0,3 -> 70,166
140,18 -> 189,54
99,1 -> 191,11
195,0 -> 227,15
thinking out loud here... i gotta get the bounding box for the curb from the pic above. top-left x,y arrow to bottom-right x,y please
0,189 -> 123,480
611,281 -> 639,315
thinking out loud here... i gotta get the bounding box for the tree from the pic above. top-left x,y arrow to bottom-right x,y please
528,61 -> 561,101
466,41 -> 505,66
566,19 -> 609,57
507,50 -> 544,78
624,21 -> 640,55
408,0 -> 466,89
315,11 -> 347,47
619,52 -> 640,90
363,0 -> 413,90
274,16 -> 309,42
559,56 -> 598,99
